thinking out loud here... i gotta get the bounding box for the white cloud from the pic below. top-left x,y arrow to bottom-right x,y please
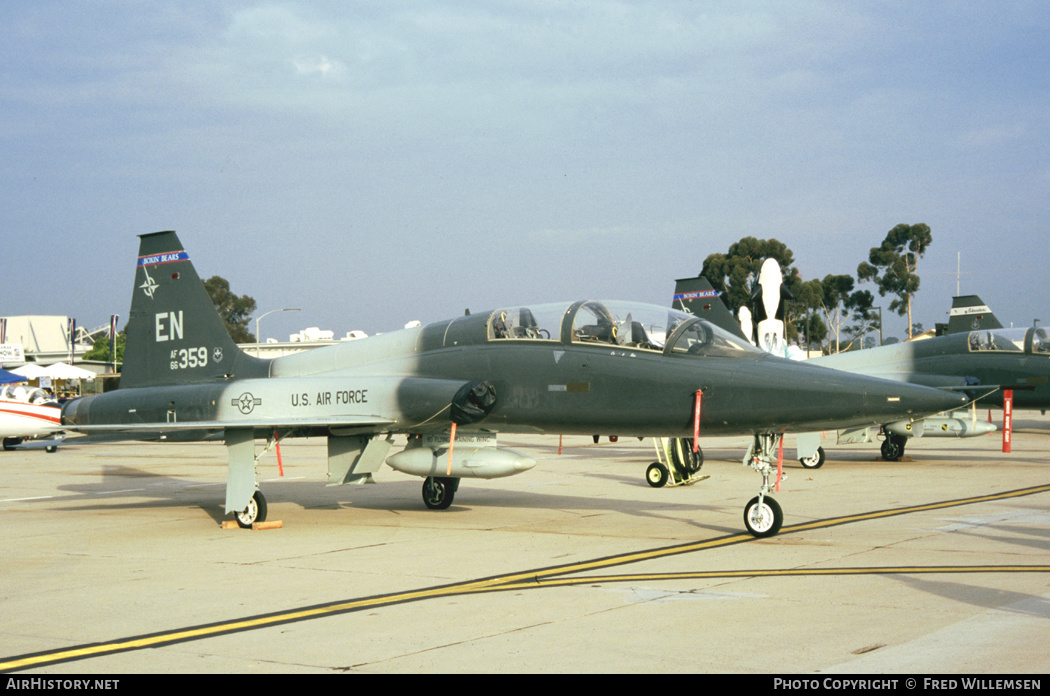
292,54 -> 346,78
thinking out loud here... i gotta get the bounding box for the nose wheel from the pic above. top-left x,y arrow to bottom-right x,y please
743,495 -> 783,537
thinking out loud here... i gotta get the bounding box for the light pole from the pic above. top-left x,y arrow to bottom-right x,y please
255,309 -> 300,354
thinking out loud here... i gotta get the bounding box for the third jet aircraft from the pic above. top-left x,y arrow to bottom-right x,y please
812,296 -> 1049,460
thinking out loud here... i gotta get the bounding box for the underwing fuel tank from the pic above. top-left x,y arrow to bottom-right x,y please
386,433 -> 536,479
883,413 -> 998,439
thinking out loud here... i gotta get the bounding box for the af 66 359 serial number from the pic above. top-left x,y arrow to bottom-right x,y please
170,347 -> 208,370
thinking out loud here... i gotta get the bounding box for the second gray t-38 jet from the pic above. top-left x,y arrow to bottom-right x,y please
813,296 -> 1050,460
61,232 -> 966,537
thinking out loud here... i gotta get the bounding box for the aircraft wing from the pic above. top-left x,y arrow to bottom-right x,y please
65,414 -> 397,436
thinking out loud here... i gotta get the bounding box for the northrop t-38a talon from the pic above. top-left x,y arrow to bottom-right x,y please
61,232 -> 967,537
813,296 -> 1050,461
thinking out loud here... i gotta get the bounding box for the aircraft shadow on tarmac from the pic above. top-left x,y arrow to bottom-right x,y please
48,464 -> 228,522
44,463 -> 743,534
36,440 -> 1050,535
889,573 -> 1050,617
937,514 -> 1050,553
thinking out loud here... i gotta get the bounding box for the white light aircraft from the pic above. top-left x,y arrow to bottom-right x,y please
1,384 -> 63,452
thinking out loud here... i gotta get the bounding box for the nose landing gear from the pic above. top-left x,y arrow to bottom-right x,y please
742,433 -> 785,538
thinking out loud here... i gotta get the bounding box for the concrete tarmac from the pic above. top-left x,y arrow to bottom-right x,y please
1,417 -> 1048,674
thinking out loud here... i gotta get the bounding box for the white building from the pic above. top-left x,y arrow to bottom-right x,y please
0,316 -> 95,367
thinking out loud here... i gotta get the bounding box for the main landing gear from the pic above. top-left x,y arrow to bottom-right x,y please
235,490 -> 268,529
224,428 -> 272,529
742,433 -> 785,538
881,433 -> 907,461
422,476 -> 460,510
798,446 -> 826,469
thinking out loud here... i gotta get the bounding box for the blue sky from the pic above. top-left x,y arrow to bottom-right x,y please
2,1 -> 1047,341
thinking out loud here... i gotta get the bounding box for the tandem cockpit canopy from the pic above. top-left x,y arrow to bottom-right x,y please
967,326 -> 1050,355
486,301 -> 761,358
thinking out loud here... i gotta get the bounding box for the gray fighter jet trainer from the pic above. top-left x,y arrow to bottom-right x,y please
61,232 -> 967,537
812,297 -> 1050,460
673,274 -> 1049,463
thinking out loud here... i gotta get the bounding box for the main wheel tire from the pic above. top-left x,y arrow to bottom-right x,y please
799,446 -> 825,469
881,436 -> 905,461
743,495 -> 783,538
646,462 -> 669,488
422,476 -> 456,509
235,491 -> 268,529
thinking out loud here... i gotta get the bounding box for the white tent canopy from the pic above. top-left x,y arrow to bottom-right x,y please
10,363 -> 49,379
9,362 -> 95,381
43,363 -> 95,381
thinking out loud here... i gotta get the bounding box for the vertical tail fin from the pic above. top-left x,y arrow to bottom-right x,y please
120,231 -> 270,388
672,275 -> 751,342
946,295 -> 1003,334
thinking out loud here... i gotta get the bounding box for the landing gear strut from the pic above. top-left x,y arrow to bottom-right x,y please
742,433 -> 785,538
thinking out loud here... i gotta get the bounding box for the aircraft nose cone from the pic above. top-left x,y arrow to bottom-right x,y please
897,382 -> 969,416
840,372 -> 969,426
750,360 -> 973,433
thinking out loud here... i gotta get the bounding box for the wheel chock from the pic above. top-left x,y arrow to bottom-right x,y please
220,519 -> 283,530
